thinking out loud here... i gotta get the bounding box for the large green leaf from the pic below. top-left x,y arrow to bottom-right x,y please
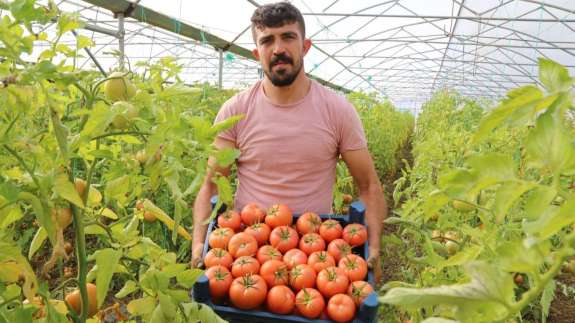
525,109 -> 575,174
52,173 -> 84,208
540,279 -> 556,323
157,291 -> 177,322
176,269 -> 204,289
127,297 -> 156,316
182,302 -> 227,323
104,175 -> 130,205
539,58 -> 574,93
93,248 -> 123,307
0,241 -> 38,301
492,180 -> 536,223
214,148 -> 240,167
437,245 -> 482,270
473,85 -> 543,143
380,262 -> 514,322
495,241 -> 545,273
523,194 -> 575,240
524,185 -> 557,221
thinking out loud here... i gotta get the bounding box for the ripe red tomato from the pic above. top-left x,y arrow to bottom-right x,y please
308,251 -> 336,273
260,259 -> 289,287
342,223 -> 368,247
283,248 -> 308,270
266,285 -> 295,314
269,226 -> 299,253
316,267 -> 349,298
208,227 -> 234,249
319,219 -> 343,243
265,204 -> 293,229
204,248 -> 233,269
327,294 -> 356,322
257,245 -> 282,264
205,265 -> 233,300
327,239 -> 352,262
217,210 -> 241,232
231,256 -> 261,278
227,232 -> 258,259
299,233 -> 326,255
338,254 -> 368,282
289,264 -> 316,291
295,288 -> 325,319
240,203 -> 265,226
229,274 -> 267,310
296,212 -> 321,235
244,222 -> 271,246
347,280 -> 374,307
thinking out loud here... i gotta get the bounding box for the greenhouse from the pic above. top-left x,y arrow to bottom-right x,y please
0,0 -> 574,322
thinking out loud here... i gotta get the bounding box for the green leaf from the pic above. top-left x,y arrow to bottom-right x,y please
213,176 -> 233,210
57,12 -> 82,36
115,280 -> 138,299
76,35 -> 94,50
211,115 -> 244,134
176,269 -> 203,288
182,302 -> 228,323
28,227 -> 47,259
437,245 -> 482,270
492,181 -> 536,223
524,186 -> 557,221
0,241 -> 38,301
473,85 -> 543,143
539,58 -> 574,92
93,248 -> 123,307
17,192 -> 55,245
80,101 -> 115,139
127,297 -> 156,316
214,148 -> 240,167
158,291 -> 177,321
141,270 -> 170,293
379,262 -> 513,322
525,109 -> 575,173
523,194 -> 575,240
422,319 -> 459,323
104,175 -> 130,205
495,241 -> 545,273
161,264 -> 187,278
540,279 -> 556,323
53,173 -> 84,208
0,204 -> 23,228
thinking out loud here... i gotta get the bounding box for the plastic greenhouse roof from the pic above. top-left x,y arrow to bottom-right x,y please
23,0 -> 575,112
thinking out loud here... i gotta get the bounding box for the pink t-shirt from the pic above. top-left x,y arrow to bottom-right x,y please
214,80 -> 367,214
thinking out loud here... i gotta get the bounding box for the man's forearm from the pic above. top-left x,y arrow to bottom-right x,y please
359,183 -> 387,255
192,181 -> 216,247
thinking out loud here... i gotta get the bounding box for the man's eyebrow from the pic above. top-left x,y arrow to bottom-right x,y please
259,35 -> 273,43
281,31 -> 298,37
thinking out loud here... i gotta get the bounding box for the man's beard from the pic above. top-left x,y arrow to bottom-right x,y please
265,54 -> 303,87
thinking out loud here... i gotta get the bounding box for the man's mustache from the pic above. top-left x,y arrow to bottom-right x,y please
270,54 -> 293,67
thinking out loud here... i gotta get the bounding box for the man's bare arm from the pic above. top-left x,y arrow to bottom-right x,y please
341,148 -> 387,282
191,137 -> 236,267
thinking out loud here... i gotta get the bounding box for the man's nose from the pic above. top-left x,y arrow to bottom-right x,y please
272,40 -> 286,55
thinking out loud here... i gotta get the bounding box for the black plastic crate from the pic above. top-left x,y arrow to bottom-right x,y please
193,198 -> 379,323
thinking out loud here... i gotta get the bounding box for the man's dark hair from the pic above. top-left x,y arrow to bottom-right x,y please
251,2 -> 306,42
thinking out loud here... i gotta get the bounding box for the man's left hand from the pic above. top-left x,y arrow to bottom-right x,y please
367,248 -> 382,287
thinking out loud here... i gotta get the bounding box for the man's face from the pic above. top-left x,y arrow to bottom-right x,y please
252,22 -> 311,87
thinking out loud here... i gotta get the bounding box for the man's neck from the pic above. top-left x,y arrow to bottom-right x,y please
261,72 -> 311,105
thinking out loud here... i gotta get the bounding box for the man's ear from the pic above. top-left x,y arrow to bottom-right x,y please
303,39 -> 312,55
252,48 -> 260,60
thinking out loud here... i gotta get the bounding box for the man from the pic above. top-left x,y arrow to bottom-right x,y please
192,2 -> 386,282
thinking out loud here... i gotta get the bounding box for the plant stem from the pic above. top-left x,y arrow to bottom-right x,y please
91,130 -> 150,141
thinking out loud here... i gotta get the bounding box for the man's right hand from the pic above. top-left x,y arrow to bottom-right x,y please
190,242 -> 205,268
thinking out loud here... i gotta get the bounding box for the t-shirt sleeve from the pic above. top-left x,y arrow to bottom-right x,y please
213,95 -> 240,142
338,100 -> 368,153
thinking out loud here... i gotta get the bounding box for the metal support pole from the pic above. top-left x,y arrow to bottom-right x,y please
117,12 -> 125,70
218,49 -> 223,89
